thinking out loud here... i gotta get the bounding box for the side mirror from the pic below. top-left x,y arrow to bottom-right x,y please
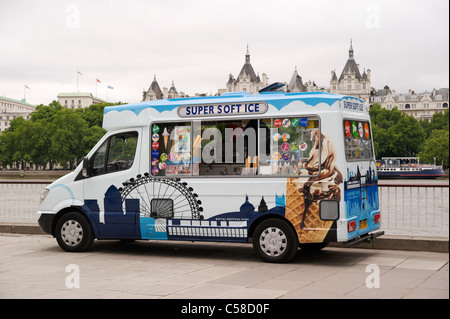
82,157 -> 90,178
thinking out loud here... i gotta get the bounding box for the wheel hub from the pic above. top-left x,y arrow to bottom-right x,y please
61,220 -> 83,246
260,227 -> 287,257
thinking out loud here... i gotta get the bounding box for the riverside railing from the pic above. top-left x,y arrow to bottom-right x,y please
378,182 -> 449,237
0,180 -> 449,238
0,180 -> 51,224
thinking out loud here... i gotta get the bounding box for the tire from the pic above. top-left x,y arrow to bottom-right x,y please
55,212 -> 94,252
252,218 -> 299,263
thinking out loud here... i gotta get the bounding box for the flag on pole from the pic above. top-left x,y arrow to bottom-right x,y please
77,71 -> 83,92
95,79 -> 101,97
106,85 -> 114,102
24,85 -> 31,101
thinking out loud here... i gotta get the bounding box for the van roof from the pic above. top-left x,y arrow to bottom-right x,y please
102,91 -> 367,131
104,91 -> 363,116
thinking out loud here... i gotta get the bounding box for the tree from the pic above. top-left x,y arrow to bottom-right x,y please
0,99 -> 112,169
81,126 -> 106,156
420,109 -> 449,137
75,102 -> 126,128
28,120 -> 52,169
430,108 -> 448,133
369,103 -> 404,129
47,108 -> 89,167
387,115 -> 426,156
0,117 -> 24,167
30,100 -> 63,123
418,130 -> 449,167
371,125 -> 390,158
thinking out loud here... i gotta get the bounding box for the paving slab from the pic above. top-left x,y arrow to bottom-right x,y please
396,259 -> 448,271
0,234 -> 448,300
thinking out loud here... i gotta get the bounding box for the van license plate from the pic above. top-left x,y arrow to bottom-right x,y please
359,219 -> 368,229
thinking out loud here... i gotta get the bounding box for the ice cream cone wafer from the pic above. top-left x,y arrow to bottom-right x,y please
298,201 -> 333,243
286,178 -> 336,243
285,178 -> 305,240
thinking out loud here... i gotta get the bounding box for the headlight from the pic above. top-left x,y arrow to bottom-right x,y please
40,188 -> 50,203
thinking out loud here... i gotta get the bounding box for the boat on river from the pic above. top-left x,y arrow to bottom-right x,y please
376,157 -> 445,179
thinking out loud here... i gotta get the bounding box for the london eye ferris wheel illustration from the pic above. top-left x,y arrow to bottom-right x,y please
118,173 -> 203,220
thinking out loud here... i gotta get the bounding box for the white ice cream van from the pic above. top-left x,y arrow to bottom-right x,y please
37,87 -> 383,262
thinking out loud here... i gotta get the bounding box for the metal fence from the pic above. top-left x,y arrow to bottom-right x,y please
0,180 -> 449,238
0,181 -> 50,224
378,182 -> 449,237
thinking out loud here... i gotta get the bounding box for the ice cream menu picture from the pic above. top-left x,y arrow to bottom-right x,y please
173,126 -> 190,153
343,120 -> 373,160
261,116 -> 320,176
151,123 -> 192,176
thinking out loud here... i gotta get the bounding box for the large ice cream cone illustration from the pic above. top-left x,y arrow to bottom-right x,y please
285,130 -> 343,244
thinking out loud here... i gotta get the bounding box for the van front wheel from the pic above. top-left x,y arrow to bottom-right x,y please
252,218 -> 298,263
55,212 -> 94,252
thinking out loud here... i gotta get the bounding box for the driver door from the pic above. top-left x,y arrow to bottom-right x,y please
83,129 -> 142,239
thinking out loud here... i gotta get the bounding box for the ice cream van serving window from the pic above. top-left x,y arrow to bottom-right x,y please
151,116 -> 320,177
257,117 -> 320,177
343,119 -> 374,161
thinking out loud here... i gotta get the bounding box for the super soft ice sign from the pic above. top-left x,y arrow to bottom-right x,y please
342,99 -> 365,112
178,102 -> 268,118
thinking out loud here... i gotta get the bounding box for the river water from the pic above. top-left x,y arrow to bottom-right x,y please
0,178 -> 448,238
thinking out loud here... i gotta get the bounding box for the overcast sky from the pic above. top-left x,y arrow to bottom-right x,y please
1,0 -> 449,105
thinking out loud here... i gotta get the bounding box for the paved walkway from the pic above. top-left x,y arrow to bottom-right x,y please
0,234 -> 448,300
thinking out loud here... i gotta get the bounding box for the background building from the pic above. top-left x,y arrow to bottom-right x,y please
142,76 -> 186,101
221,43 -> 367,98
138,41 -> 447,122
285,67 -> 326,93
0,96 -> 35,133
224,46 -> 269,94
329,40 -> 371,104
370,87 -> 449,120
286,67 -> 307,92
57,92 -> 106,109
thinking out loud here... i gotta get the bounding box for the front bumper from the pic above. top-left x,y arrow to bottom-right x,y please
37,212 -> 56,236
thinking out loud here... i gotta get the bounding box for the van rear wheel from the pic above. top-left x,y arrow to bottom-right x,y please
55,212 -> 94,252
252,218 -> 298,263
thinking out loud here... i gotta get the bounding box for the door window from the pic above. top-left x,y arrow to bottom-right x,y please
90,131 -> 138,176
